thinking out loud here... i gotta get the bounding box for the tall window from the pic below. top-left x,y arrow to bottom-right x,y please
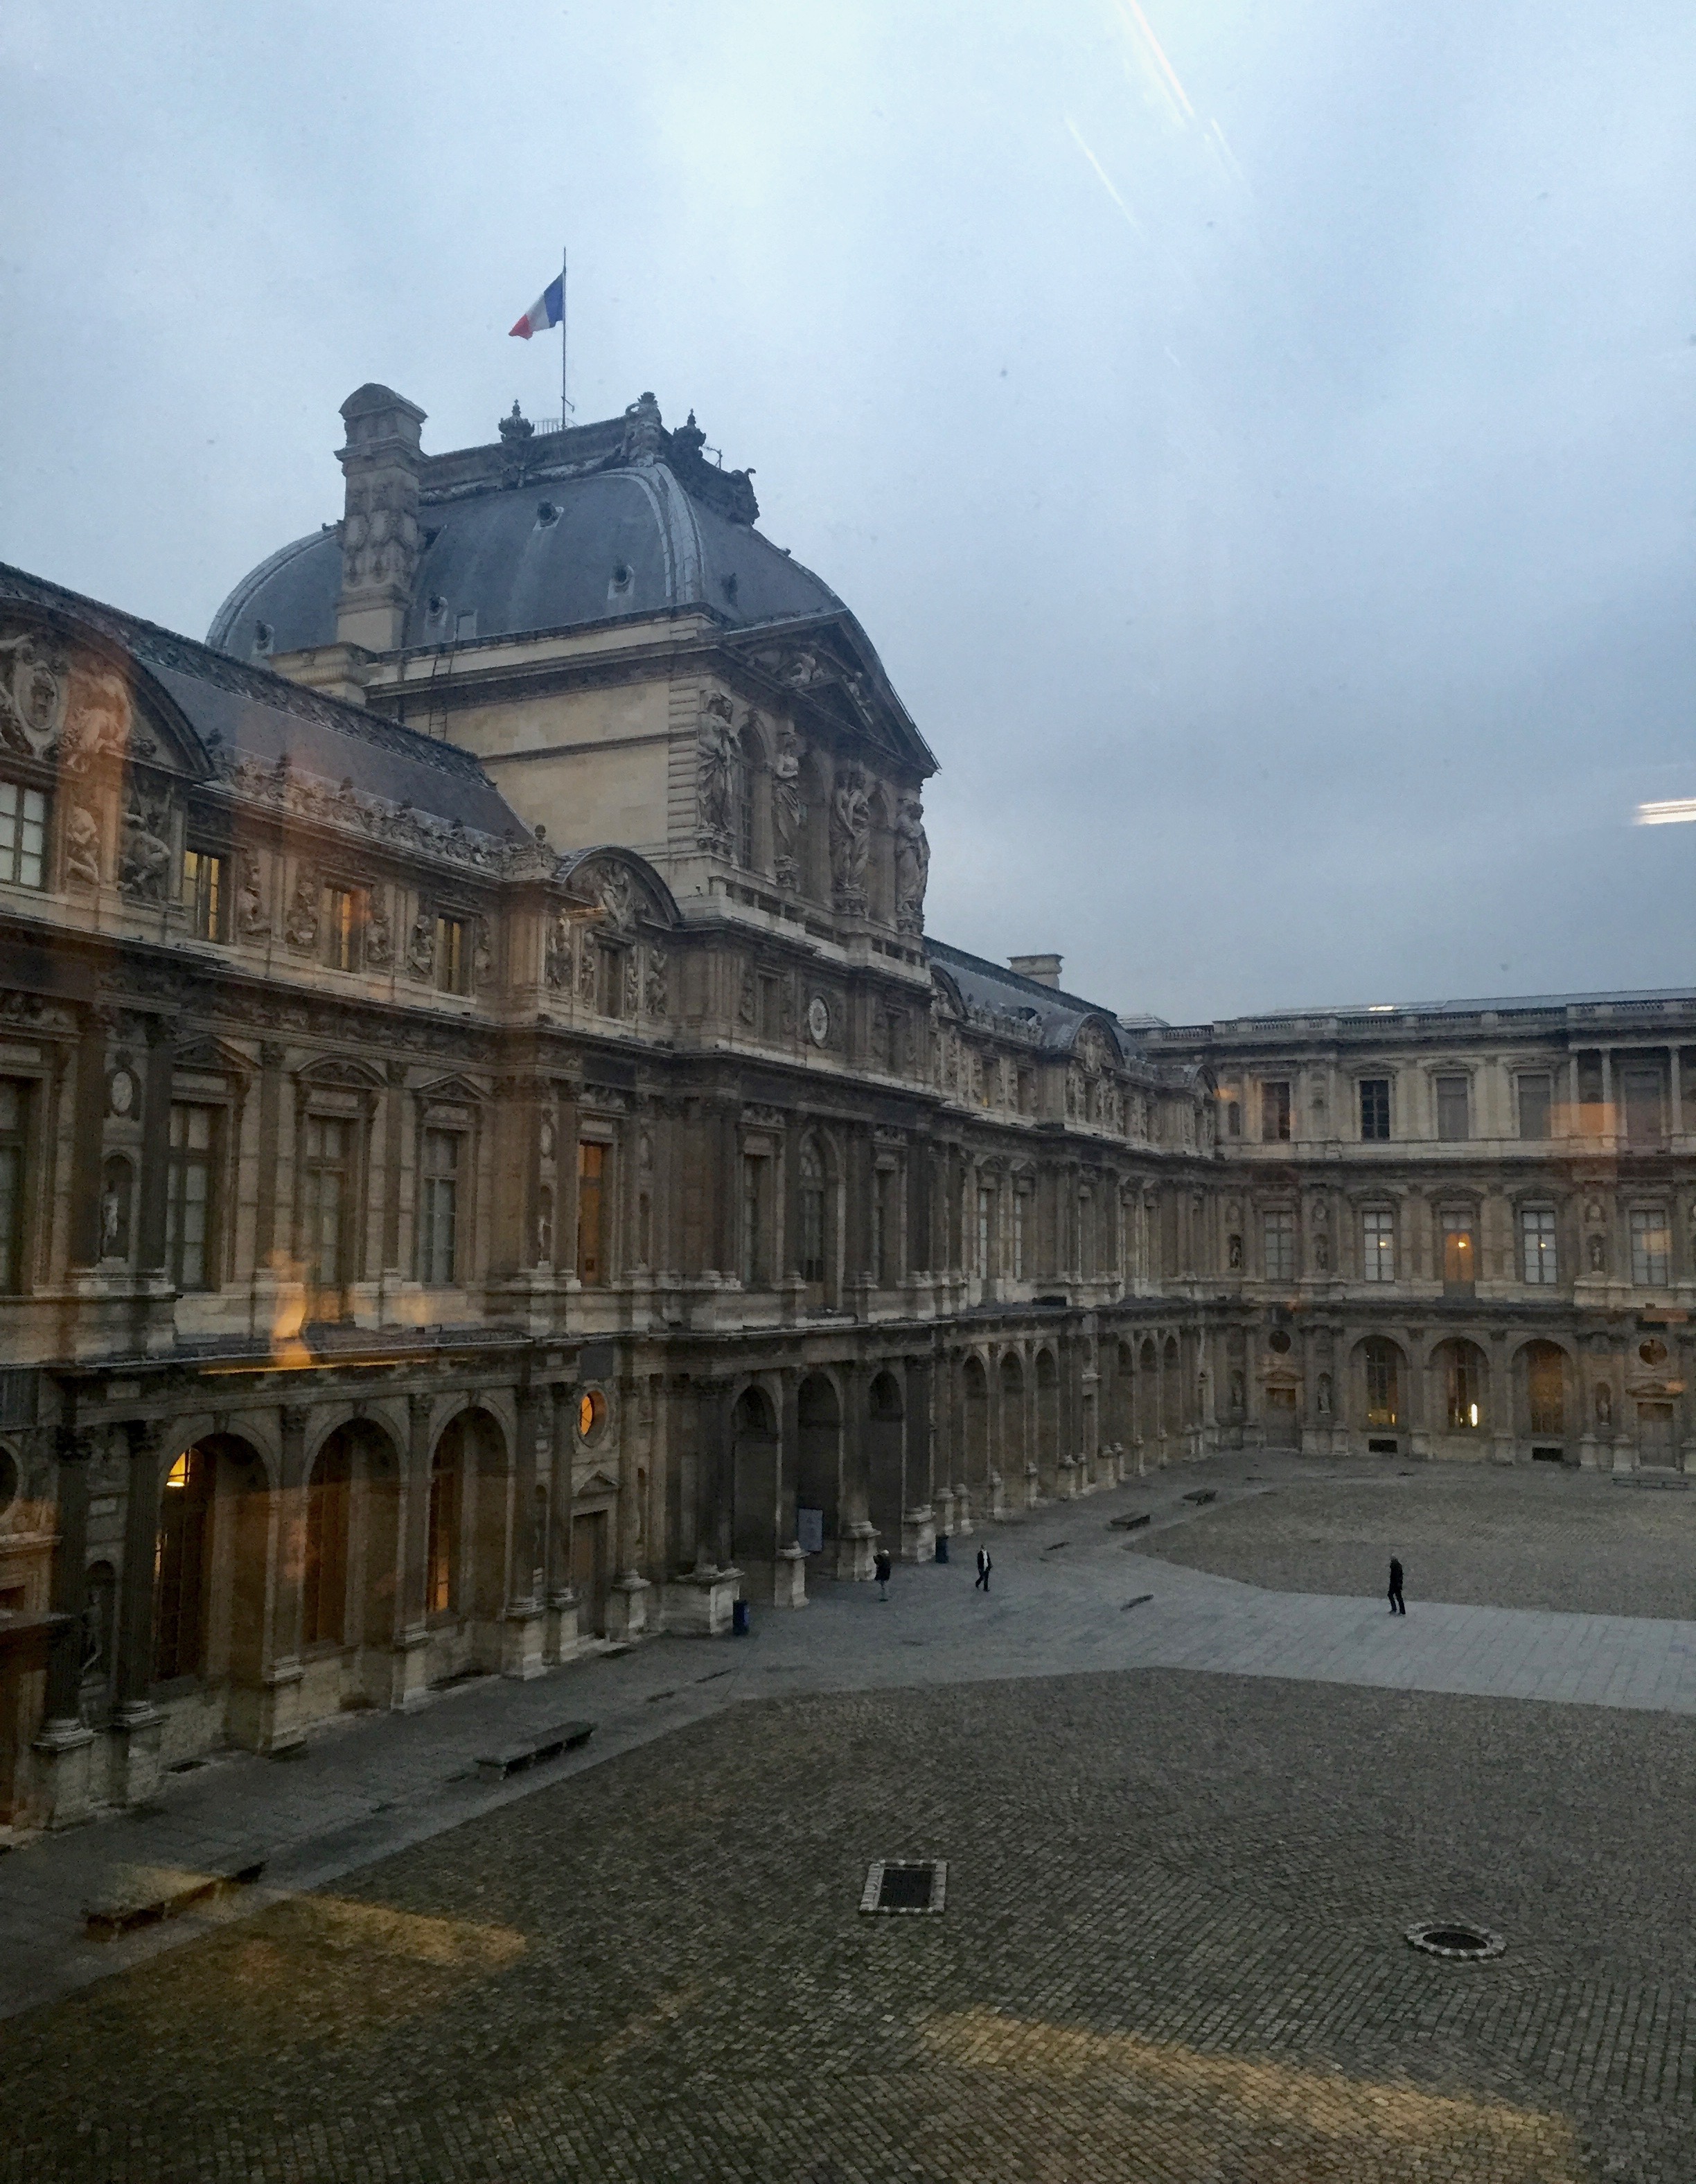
419,1128 -> 460,1284
302,1115 -> 353,1299
1435,1074 -> 1469,1141
1260,1080 -> 1291,1142
875,1166 -> 897,1286
1445,1347 -> 1483,1430
1359,1078 -> 1391,1141
1262,1208 -> 1296,1282
325,884 -> 362,972
577,1139 -> 606,1284
976,1186 -> 992,1277
182,847 -> 227,940
597,943 -> 625,1019
0,781 -> 47,889
1517,1072 -> 1552,1140
303,1440 -> 351,1646
425,1439 -> 459,1616
799,1139 -> 825,1283
154,1448 -> 211,1680
0,1080 -> 26,1293
1630,1207 -> 1670,1287
742,1153 -> 766,1286
1521,1207 -> 1558,1286
736,733 -> 758,869
434,913 -> 467,994
1622,1066 -> 1665,1147
1224,1097 -> 1242,1137
166,1104 -> 218,1290
1440,1209 -> 1476,1287
1013,1188 -> 1026,1280
1361,1207 -> 1395,1283
1363,1338 -> 1400,1428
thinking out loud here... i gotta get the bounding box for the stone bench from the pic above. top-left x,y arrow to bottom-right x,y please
85,1852 -> 267,1941
474,1720 -> 595,1783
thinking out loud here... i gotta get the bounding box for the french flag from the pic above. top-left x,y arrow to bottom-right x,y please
509,275 -> 564,339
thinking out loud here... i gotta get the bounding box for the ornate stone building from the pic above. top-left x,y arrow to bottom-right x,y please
0,384 -> 1689,1831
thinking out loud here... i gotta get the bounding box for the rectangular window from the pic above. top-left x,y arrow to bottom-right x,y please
166,1104 -> 218,1290
302,1115 -> 351,1299
1521,1207 -> 1558,1286
1441,1211 -> 1476,1288
1517,1072 -> 1552,1141
1435,1074 -> 1469,1142
434,914 -> 467,995
1262,1208 -> 1296,1282
419,1128 -> 460,1284
1260,1080 -> 1291,1143
875,1166 -> 898,1286
1361,1208 -> 1395,1283
0,1079 -> 28,1293
597,943 -> 624,1019
1630,1206 -> 1670,1287
577,1139 -> 606,1285
182,848 -> 227,941
742,1153 -> 766,1286
1224,1096 -> 1242,1138
1622,1066 -> 1665,1147
1013,1189 -> 1026,1281
325,885 -> 362,973
0,781 -> 48,889
800,1151 -> 825,1285
976,1185 -> 991,1277
1359,1078 -> 1391,1141
759,975 -> 783,1041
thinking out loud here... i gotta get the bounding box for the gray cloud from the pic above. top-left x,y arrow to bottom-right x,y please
3,0 -> 1693,1018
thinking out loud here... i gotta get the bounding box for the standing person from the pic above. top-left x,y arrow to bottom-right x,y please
1388,1555 -> 1406,1615
975,1544 -> 992,1592
874,1547 -> 892,1601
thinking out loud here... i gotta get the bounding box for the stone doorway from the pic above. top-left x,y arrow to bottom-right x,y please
572,1506 -> 610,1637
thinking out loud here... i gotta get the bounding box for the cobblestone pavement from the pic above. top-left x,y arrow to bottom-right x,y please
1136,1453 -> 1696,1619
5,1664 -> 1696,2183
6,1459 -> 1696,2179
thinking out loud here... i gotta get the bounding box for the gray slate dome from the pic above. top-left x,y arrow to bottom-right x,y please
209,394 -> 844,662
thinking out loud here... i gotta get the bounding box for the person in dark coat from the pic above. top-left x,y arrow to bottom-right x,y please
874,1547 -> 892,1600
975,1545 -> 992,1592
1388,1556 -> 1406,1615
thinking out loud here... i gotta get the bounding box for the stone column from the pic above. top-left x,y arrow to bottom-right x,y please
109,1419 -> 165,1804
380,1060 -> 407,1278
606,1375 -> 653,1641
135,1015 -> 176,1276
390,1391 -> 434,1708
502,1380 -> 546,1676
68,1009 -> 110,1269
34,1426 -> 96,1825
260,1403 -> 310,1754
903,1351 -> 935,1558
545,1378 -> 581,1661
556,1080 -> 582,1286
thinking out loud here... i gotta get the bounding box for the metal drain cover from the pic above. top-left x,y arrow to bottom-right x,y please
1406,1919 -> 1504,1961
860,1859 -> 947,1915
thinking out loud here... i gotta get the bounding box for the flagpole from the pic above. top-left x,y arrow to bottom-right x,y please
560,245 -> 569,425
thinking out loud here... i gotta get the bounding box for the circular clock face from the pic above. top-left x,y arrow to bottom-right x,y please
107,1068 -> 135,1117
806,995 -> 830,1047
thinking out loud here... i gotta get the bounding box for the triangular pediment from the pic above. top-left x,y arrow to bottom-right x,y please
728,612 -> 936,779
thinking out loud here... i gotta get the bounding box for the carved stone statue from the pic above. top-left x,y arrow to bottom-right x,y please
645,943 -> 668,1017
64,804 -> 101,889
598,866 -> 635,932
118,791 -> 172,902
1228,1233 -> 1243,1270
696,695 -> 737,850
738,965 -> 757,1026
405,911 -> 435,981
771,727 -> 805,887
0,630 -> 68,754
620,390 -> 665,467
473,918 -> 494,988
1595,1380 -> 1613,1428
1587,1232 -> 1607,1273
283,866 -> 320,951
235,849 -> 270,939
1314,1234 -> 1330,1271
1316,1372 -> 1333,1417
828,764 -> 871,909
893,791 -> 930,932
364,886 -> 392,969
546,907 -> 572,989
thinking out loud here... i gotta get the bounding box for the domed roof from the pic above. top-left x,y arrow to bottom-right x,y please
208,396 -> 845,662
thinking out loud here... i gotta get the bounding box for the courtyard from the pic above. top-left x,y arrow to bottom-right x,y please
3,1455 -> 1696,2184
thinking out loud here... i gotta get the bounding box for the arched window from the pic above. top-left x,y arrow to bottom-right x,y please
154,1448 -> 212,1680
426,1434 -> 460,1617
799,1137 -> 826,1284
1362,1337 -> 1402,1427
303,1437 -> 352,1646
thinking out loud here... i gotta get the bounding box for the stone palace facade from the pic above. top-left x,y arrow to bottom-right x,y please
1,385 -> 1690,1831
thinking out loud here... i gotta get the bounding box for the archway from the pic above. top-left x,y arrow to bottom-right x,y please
1357,1337 -> 1406,1439
962,1356 -> 989,1495
1519,1340 -> 1569,1450
1160,1335 -> 1181,1439
999,1352 -> 1026,1486
795,1373 -> 840,1558
1034,1349 -> 1061,1492
1432,1338 -> 1489,1437
867,1371 -> 905,1545
303,1420 -> 403,1697
732,1383 -> 779,1568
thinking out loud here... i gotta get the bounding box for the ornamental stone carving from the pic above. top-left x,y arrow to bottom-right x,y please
405,910 -> 436,981
364,885 -> 393,969
738,964 -> 757,1026
0,630 -> 68,754
118,786 -> 172,902
771,727 -> 804,888
619,389 -> 665,467
597,865 -> 635,932
546,907 -> 572,989
283,864 -> 320,951
577,930 -> 597,1002
829,764 -> 871,912
645,943 -> 668,1017
342,478 -> 420,596
235,848 -> 270,939
473,917 -> 494,988
696,693 -> 736,851
64,803 -> 101,889
893,790 -> 930,932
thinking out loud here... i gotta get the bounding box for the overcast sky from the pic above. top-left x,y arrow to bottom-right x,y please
3,1 -> 1694,1021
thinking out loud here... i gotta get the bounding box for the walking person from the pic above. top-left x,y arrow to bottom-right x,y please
1388,1554 -> 1406,1615
874,1547 -> 892,1601
975,1544 -> 992,1592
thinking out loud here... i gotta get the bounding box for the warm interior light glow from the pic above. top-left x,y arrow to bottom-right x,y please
165,1453 -> 190,1490
1469,1402 -> 1478,1427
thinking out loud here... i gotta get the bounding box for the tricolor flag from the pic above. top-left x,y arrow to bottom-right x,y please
509,274 -> 564,339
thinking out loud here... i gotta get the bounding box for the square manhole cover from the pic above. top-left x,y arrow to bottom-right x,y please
860,1859 -> 947,1915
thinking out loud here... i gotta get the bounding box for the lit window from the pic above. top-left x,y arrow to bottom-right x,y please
1359,1078 -> 1391,1141
1361,1208 -> 1395,1282
578,1387 -> 608,1441
325,884 -> 362,972
1521,1207 -> 1558,1286
1441,1211 -> 1476,1286
0,781 -> 47,889
182,848 -> 227,940
434,914 -> 467,994
577,1140 -> 606,1284
1630,1207 -> 1670,1287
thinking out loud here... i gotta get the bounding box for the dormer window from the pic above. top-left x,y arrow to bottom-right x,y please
253,620 -> 274,655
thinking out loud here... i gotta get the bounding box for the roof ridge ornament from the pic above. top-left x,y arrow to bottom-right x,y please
498,400 -> 535,443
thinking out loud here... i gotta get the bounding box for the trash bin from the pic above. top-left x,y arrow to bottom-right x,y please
934,1534 -> 949,1564
732,1598 -> 750,1636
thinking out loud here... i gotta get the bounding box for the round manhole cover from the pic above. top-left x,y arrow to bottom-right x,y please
1406,1919 -> 1504,1962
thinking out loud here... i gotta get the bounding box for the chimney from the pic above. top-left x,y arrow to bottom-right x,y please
1009,952 -> 1062,988
335,384 -> 426,652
